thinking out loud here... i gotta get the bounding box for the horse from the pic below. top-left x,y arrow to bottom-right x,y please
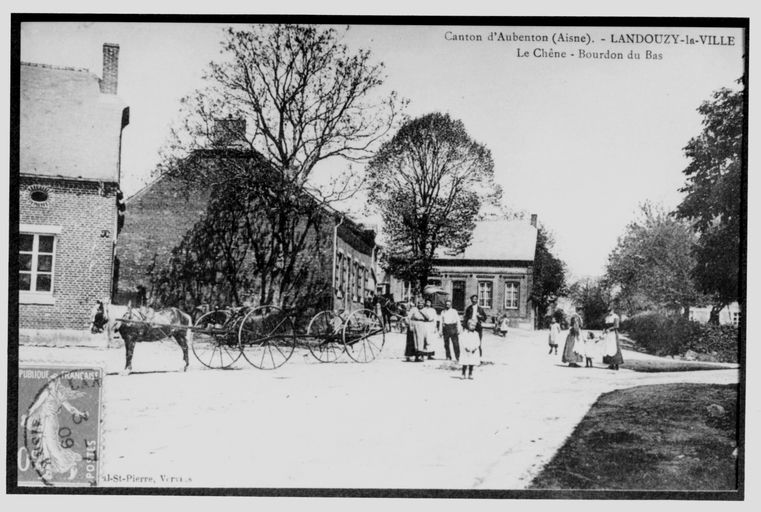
92,302 -> 193,374
90,299 -> 130,343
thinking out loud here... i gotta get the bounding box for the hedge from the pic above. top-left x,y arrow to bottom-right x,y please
621,312 -> 739,363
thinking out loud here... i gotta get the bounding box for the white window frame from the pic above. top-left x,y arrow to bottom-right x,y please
19,224 -> 61,305
478,281 -> 493,309
504,281 -> 520,310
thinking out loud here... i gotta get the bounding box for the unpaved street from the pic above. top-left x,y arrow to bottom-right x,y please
20,328 -> 738,489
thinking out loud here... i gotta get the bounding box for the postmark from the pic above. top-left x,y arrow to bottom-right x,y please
17,366 -> 103,487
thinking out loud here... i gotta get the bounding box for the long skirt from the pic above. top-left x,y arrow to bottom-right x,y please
602,329 -> 624,365
404,328 -> 416,357
411,321 -> 429,353
561,330 -> 583,364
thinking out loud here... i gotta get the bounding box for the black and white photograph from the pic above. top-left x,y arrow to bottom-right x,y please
4,7 -> 751,501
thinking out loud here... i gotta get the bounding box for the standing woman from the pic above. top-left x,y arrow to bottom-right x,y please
562,307 -> 584,367
602,307 -> 624,370
407,298 -> 430,362
421,298 -> 439,360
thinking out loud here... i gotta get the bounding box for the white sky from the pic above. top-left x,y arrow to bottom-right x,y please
19,22 -> 745,279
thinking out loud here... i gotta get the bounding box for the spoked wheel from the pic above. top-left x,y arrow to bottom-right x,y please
191,310 -> 241,369
342,309 -> 386,363
306,310 -> 345,363
238,305 -> 296,370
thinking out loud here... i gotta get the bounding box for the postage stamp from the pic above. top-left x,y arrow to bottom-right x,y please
17,366 -> 103,487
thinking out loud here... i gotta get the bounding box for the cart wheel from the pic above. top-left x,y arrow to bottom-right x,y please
238,305 -> 296,369
191,310 -> 241,369
342,309 -> 385,363
306,310 -> 345,363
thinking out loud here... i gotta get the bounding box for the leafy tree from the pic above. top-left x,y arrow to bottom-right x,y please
151,158 -> 334,312
606,202 -> 702,316
675,84 -> 744,314
531,226 -> 567,327
366,112 -> 501,292
567,278 -> 612,329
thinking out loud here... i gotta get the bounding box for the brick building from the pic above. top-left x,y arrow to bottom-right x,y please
18,44 -> 129,332
116,160 -> 376,314
114,175 -> 210,305
383,217 -> 538,329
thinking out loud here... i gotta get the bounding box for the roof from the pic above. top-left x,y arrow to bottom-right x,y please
20,61 -> 128,183
434,220 -> 537,262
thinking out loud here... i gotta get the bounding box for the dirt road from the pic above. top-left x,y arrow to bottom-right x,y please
19,327 -> 738,489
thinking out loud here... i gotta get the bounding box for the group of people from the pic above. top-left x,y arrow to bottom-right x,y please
404,295 -> 486,379
550,307 -> 624,370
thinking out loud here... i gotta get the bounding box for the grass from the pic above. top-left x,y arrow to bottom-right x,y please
529,383 -> 738,490
621,358 -> 737,373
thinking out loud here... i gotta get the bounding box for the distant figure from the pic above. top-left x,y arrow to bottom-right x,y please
439,300 -> 461,362
421,299 -> 439,360
562,308 -> 584,367
463,295 -> 487,357
602,308 -> 623,370
497,314 -> 509,337
460,319 -> 481,380
548,317 -> 560,355
407,299 -> 429,362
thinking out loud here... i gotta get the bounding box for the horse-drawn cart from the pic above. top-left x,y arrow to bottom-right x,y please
191,306 -> 386,370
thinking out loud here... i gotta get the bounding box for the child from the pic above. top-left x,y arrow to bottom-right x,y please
548,317 -> 560,355
498,315 -> 509,337
583,331 -> 598,368
460,319 -> 481,379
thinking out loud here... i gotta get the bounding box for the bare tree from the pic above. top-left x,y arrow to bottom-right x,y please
161,24 -> 403,202
150,24 -> 401,310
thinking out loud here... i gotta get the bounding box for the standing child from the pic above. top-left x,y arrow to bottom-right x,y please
548,317 -> 560,355
460,319 -> 481,379
583,331 -> 598,367
498,314 -> 509,337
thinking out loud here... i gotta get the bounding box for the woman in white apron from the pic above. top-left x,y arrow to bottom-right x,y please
601,308 -> 623,370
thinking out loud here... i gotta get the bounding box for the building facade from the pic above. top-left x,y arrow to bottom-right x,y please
18,44 -> 129,331
114,175 -> 210,305
383,218 -> 538,329
116,172 -> 376,314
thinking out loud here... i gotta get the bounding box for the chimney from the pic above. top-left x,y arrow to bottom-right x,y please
100,43 -> 119,94
211,116 -> 247,148
530,214 -> 538,227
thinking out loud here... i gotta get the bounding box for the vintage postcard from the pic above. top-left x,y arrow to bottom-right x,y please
8,15 -> 747,498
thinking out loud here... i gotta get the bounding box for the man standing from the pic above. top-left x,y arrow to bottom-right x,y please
463,294 -> 487,357
439,300 -> 461,361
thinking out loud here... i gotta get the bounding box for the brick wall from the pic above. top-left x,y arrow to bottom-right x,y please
115,176 -> 210,302
19,177 -> 118,329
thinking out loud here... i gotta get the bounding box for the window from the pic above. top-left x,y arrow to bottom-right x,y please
504,282 -> 520,309
428,278 -> 442,288
341,255 -> 348,296
732,311 -> 740,327
403,281 -> 413,302
335,253 -> 342,289
354,261 -> 360,301
478,281 -> 493,308
20,232 -> 57,300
